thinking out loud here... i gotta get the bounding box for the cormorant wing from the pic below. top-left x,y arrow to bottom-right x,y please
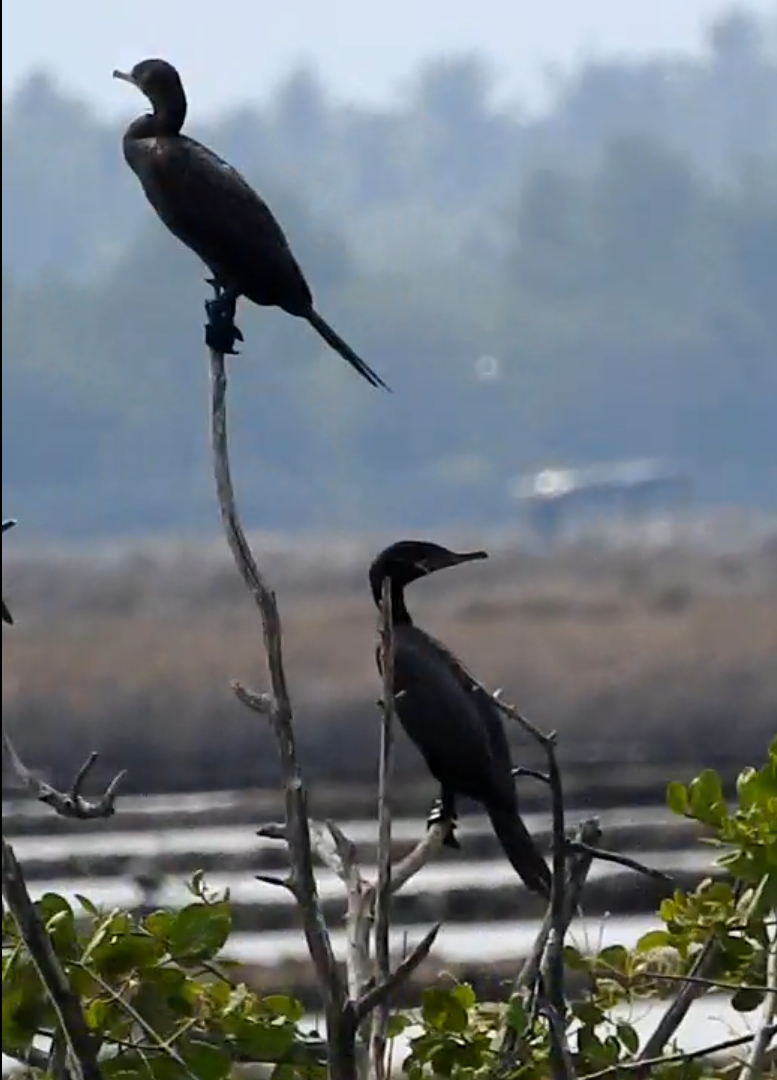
411,628 -> 517,778
135,135 -> 310,303
388,625 -> 517,808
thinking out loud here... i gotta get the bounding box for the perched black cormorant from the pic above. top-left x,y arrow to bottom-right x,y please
3,519 -> 16,625
113,58 -> 388,390
370,540 -> 551,899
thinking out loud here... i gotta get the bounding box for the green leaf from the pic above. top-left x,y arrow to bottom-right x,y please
563,945 -> 591,970
505,997 -> 528,1034
145,909 -> 176,940
75,893 -> 101,918
636,929 -> 671,952
387,1012 -> 411,1037
571,1000 -> 605,1026
616,1021 -> 640,1054
422,986 -> 469,1033
168,901 -> 231,961
688,769 -> 727,826
237,1020 -> 296,1062
597,944 -> 629,973
451,982 -> 476,1010
749,871 -> 777,919
666,781 -> 689,816
182,1040 -> 231,1080
262,994 -> 305,1022
91,932 -> 166,978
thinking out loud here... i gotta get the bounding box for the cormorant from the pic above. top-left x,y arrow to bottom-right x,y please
113,58 -> 388,390
3,519 -> 16,625
370,540 -> 551,899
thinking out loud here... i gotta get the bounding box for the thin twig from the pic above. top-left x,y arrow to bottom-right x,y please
208,344 -> 355,1078
627,971 -> 772,995
1,837 -> 103,1080
582,1024 -> 777,1079
496,818 -> 602,1073
82,966 -> 198,1079
738,922 -> 777,1079
370,577 -> 397,1080
354,923 -> 442,1023
636,937 -> 720,1069
543,1002 -> 579,1080
491,690 -> 572,1077
4,734 -> 125,820
634,894 -> 745,1072
568,841 -> 673,884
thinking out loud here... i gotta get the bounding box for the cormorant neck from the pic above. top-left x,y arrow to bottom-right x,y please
128,98 -> 186,139
389,579 -> 412,625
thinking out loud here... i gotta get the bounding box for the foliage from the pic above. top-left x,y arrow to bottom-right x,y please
398,739 -> 776,1078
4,743 -> 775,1077
2,875 -> 326,1078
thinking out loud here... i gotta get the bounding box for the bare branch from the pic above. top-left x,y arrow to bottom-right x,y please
389,822 -> 449,895
738,924 -> 777,1080
4,733 -> 125,820
491,690 -> 572,1074
208,343 -> 355,1077
567,841 -> 673,884
370,576 -> 397,1080
497,818 -> 602,1073
542,1002 -> 579,1080
355,922 -> 442,1023
2,836 -> 103,1080
512,765 -> 551,784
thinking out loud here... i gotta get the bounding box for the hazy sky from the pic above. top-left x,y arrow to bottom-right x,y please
2,0 -> 774,118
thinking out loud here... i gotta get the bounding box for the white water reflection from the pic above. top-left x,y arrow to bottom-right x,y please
7,804 -> 683,863
23,847 -> 712,910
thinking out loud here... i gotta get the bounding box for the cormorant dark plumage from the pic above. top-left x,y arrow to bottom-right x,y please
370,540 -> 551,899
3,519 -> 16,625
113,58 -> 388,390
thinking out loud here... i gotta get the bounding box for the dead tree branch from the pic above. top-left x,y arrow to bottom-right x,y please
208,336 -> 446,1078
491,689 -> 574,1078
208,345 -> 355,1076
4,733 -> 125,820
496,818 -> 602,1075
2,837 -> 103,1080
370,577 -> 397,1080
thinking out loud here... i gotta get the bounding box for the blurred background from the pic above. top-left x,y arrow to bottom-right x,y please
2,0 -> 776,1041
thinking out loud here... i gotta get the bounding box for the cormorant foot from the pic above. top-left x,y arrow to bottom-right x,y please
204,283 -> 243,355
427,799 -> 460,850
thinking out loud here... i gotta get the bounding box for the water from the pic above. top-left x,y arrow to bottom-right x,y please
5,804 -> 681,863
23,847 -> 713,910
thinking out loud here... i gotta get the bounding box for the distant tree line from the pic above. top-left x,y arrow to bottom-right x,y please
2,6 -> 776,537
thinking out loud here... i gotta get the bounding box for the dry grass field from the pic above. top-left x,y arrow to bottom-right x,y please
3,529 -> 776,797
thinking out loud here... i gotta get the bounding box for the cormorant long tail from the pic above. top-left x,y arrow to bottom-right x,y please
113,58 -> 388,391
369,539 -> 551,899
3,519 -> 17,625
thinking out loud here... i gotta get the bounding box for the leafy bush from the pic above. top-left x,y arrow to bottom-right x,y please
4,738 -> 775,1078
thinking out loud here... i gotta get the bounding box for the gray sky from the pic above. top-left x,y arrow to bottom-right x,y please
2,0 -> 774,118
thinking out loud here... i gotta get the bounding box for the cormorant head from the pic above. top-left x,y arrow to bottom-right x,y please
369,539 -> 488,607
113,59 -> 187,123
3,519 -> 17,626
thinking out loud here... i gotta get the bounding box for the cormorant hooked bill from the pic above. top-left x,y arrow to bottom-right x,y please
2,519 -> 17,625
370,540 -> 551,899
113,58 -> 388,390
